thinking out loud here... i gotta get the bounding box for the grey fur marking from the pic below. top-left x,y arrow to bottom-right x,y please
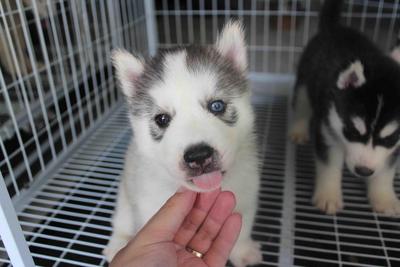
149,122 -> 165,142
127,46 -> 247,118
220,106 -> 238,125
185,46 -> 248,98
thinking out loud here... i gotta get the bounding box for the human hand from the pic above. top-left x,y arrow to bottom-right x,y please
110,188 -> 242,267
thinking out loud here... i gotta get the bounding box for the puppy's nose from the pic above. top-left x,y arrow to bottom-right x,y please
184,144 -> 214,168
355,166 -> 374,177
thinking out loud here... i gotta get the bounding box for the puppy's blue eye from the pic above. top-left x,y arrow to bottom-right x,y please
208,100 -> 226,114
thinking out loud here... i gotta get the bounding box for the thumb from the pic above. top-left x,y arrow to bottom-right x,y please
134,189 -> 197,245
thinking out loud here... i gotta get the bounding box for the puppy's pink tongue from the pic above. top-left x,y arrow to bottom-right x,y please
192,171 -> 222,190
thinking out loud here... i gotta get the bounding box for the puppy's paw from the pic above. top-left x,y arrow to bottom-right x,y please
370,195 -> 400,216
289,119 -> 309,144
103,245 -> 118,263
230,240 -> 262,267
103,235 -> 130,262
313,186 -> 343,215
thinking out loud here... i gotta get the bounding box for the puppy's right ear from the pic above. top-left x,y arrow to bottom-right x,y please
112,49 -> 144,97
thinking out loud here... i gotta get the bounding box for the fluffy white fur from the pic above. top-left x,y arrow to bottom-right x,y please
104,22 -> 263,267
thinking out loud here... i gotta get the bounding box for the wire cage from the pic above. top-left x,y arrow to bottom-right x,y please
0,0 -> 399,266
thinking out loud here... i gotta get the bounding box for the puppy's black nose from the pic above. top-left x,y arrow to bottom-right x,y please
184,144 -> 214,168
355,166 -> 374,177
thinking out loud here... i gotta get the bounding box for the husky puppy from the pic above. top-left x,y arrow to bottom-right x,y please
103,21 -> 262,267
290,0 -> 400,215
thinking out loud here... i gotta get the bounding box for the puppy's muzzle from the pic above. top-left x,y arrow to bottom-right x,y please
184,143 -> 214,170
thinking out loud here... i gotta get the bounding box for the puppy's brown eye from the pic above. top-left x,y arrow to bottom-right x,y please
155,114 -> 171,128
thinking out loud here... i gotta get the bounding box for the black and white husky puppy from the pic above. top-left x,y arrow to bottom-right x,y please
291,0 -> 400,215
103,21 -> 262,267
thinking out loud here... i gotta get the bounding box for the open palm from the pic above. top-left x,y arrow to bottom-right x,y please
110,189 -> 241,267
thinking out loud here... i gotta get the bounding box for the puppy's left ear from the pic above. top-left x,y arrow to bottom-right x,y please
337,60 -> 366,90
216,20 -> 247,72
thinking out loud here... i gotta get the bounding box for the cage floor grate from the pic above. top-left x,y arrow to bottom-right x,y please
2,91 -> 400,267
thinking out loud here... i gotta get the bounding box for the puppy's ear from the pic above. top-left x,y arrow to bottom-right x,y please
336,60 -> 366,90
215,20 -> 247,72
112,49 -> 144,97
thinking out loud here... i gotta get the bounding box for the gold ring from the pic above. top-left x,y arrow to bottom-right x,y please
186,247 -> 204,258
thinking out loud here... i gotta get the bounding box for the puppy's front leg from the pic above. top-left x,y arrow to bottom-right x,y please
369,167 -> 400,216
229,196 -> 262,267
103,184 -> 135,262
313,143 -> 345,215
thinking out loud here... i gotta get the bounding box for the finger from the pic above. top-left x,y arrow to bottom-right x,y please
203,213 -> 242,267
134,189 -> 197,245
186,191 -> 236,253
174,188 -> 221,246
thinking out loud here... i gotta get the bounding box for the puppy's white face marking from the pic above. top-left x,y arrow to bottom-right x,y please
372,95 -> 383,130
327,106 -> 397,177
337,60 -> 366,89
352,117 -> 367,135
380,121 -> 399,139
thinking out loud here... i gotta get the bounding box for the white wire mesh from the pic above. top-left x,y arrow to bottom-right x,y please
0,0 -> 148,199
154,0 -> 399,73
0,0 -> 400,266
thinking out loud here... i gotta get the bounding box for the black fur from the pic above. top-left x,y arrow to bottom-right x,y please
295,0 -> 400,165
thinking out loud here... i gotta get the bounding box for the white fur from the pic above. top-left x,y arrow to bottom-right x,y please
104,22 -> 262,267
368,168 -> 400,215
352,117 -> 366,135
216,21 -> 247,72
380,121 -> 399,139
336,60 -> 366,89
313,139 -> 344,215
372,96 -> 383,129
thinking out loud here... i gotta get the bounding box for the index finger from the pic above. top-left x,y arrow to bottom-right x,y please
173,188 -> 221,246
133,189 -> 197,246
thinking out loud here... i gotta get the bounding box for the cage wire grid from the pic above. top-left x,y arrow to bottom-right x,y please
1,0 -> 400,266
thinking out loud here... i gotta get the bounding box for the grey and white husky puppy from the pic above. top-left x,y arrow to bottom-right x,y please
104,21 -> 262,267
